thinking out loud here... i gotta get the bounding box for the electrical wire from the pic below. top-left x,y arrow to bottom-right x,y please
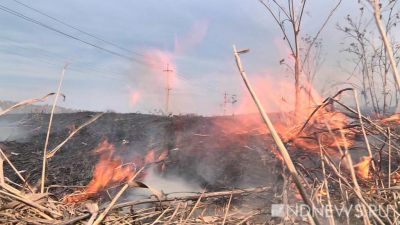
0,2 -> 235,98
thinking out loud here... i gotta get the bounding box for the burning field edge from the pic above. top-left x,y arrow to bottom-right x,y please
1,86 -> 400,225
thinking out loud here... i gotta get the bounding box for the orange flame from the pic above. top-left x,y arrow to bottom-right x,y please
354,156 -> 371,179
382,114 -> 400,123
85,139 -> 135,194
64,139 -> 166,203
234,74 -> 353,154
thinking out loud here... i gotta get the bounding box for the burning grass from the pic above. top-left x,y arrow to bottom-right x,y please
1,88 -> 400,224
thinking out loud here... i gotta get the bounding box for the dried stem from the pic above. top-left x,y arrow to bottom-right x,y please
0,189 -> 61,218
371,0 -> 400,89
0,148 -> 33,192
318,140 -> 336,225
0,93 -> 62,117
46,113 -> 104,158
40,64 -> 68,193
222,192 -> 233,225
232,45 -> 320,225
353,90 -> 375,171
182,189 -> 205,224
387,128 -> 392,188
60,186 -> 271,225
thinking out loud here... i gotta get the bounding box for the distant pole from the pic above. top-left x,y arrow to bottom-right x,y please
223,92 -> 237,116
223,92 -> 227,116
231,94 -> 237,116
163,64 -> 173,114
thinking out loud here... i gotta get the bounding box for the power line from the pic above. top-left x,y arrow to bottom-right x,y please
0,4 -> 218,89
10,0 -> 234,92
0,3 -> 232,97
0,4 -> 149,65
0,39 -> 226,96
10,0 -> 189,73
11,0 -> 146,58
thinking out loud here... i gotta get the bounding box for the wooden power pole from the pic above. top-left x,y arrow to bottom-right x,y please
223,92 -> 227,115
163,64 -> 173,114
223,92 -> 237,116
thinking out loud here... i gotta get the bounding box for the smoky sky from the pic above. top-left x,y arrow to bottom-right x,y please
0,0 -> 363,115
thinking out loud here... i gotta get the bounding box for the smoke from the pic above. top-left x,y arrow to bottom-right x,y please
174,20 -> 209,56
126,168 -> 202,201
0,116 -> 32,142
144,169 -> 201,196
126,19 -> 209,114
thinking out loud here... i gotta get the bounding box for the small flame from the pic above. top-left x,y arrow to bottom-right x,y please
64,139 -> 165,203
354,156 -> 371,179
318,188 -> 327,197
382,114 -> 400,123
86,139 -> 135,194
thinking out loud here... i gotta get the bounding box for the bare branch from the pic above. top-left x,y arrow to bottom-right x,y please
302,0 -> 342,66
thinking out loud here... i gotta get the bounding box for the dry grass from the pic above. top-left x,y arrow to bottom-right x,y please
2,79 -> 400,224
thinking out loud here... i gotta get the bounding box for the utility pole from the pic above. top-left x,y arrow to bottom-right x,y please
163,64 -> 173,114
223,92 -> 227,115
222,92 -> 237,116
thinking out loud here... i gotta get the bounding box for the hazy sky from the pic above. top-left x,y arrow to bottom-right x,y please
0,0 -> 365,115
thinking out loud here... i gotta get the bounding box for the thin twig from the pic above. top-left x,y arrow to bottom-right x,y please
371,0 -> 400,89
0,93 -> 63,117
58,186 -> 271,225
232,45 -> 320,225
0,189 -> 61,218
41,64 -> 68,193
182,189 -> 205,224
46,113 -> 104,158
222,192 -> 233,225
353,90 -> 376,171
0,147 -> 33,192
318,140 -> 336,225
388,128 -> 392,188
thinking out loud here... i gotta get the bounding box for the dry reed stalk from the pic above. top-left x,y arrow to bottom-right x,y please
0,147 -> 33,192
297,87 -> 353,136
130,210 -> 163,224
353,90 -> 375,171
387,128 -> 392,188
166,202 -> 181,224
339,131 -> 372,225
232,45 -> 320,225
0,93 -> 62,117
179,202 -> 187,223
0,154 -> 4,186
371,0 -> 400,89
336,129 -> 386,225
182,189 -> 205,224
46,113 -> 104,158
61,186 -> 271,225
41,64 -> 68,193
318,140 -> 336,225
331,98 -> 389,136
0,189 -> 60,218
0,181 -> 23,196
150,206 -> 172,225
236,211 -> 258,225
222,192 -> 233,225
324,122 -> 384,224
